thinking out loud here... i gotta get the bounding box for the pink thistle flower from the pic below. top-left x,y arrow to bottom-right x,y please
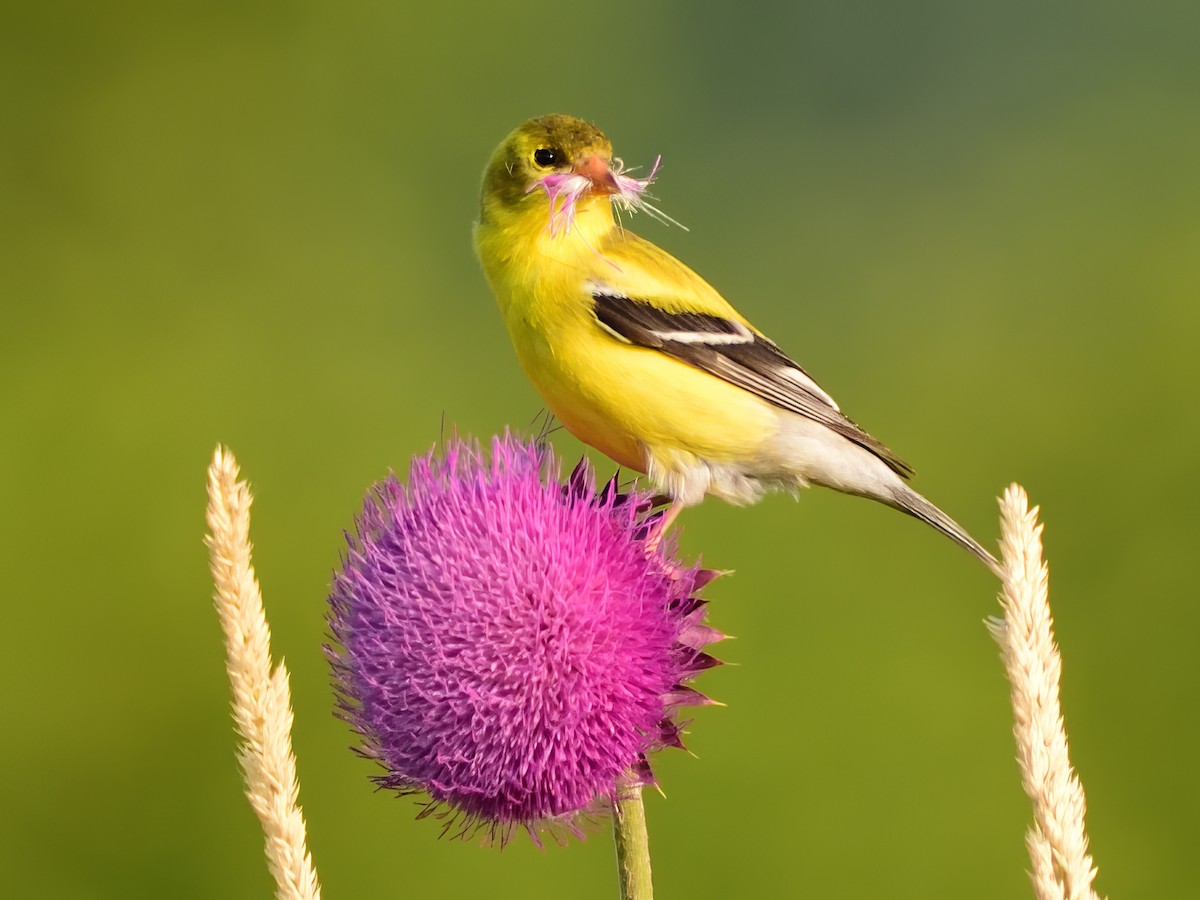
327,435 -> 723,844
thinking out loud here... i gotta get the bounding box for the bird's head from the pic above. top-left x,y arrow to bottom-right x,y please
479,114 -> 670,236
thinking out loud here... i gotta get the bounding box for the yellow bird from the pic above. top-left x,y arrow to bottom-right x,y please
474,114 -> 999,576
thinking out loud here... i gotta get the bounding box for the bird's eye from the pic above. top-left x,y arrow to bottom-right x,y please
533,147 -> 561,169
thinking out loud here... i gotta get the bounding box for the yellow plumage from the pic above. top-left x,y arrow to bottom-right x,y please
474,114 -> 999,575
477,214 -> 772,478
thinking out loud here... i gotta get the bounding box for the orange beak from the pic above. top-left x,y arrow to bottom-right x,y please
573,154 -> 619,195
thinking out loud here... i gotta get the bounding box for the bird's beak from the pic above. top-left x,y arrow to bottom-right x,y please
573,154 -> 620,195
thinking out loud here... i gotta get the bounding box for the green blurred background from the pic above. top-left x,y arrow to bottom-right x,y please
3,1 -> 1197,897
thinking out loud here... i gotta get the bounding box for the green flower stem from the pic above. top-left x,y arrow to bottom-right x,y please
612,779 -> 653,900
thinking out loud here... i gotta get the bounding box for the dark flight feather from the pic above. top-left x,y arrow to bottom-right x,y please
592,290 -> 914,479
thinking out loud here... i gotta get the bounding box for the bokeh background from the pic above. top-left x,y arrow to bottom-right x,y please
4,1 -> 1198,897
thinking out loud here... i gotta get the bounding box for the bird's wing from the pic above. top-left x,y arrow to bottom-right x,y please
588,279 -> 914,480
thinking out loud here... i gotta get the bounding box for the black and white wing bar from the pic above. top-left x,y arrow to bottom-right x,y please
590,287 -> 914,479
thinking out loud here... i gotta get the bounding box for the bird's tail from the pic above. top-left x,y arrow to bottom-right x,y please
887,485 -> 1003,578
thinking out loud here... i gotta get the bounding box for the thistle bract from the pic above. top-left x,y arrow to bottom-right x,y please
328,435 -> 723,843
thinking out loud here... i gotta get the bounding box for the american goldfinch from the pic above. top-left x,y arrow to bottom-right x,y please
474,114 -> 999,575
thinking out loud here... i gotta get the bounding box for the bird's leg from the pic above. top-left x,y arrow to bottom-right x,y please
644,499 -> 684,554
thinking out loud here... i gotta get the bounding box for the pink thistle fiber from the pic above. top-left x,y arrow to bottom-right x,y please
528,155 -> 676,236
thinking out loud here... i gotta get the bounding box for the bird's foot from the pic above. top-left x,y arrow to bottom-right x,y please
644,500 -> 683,555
